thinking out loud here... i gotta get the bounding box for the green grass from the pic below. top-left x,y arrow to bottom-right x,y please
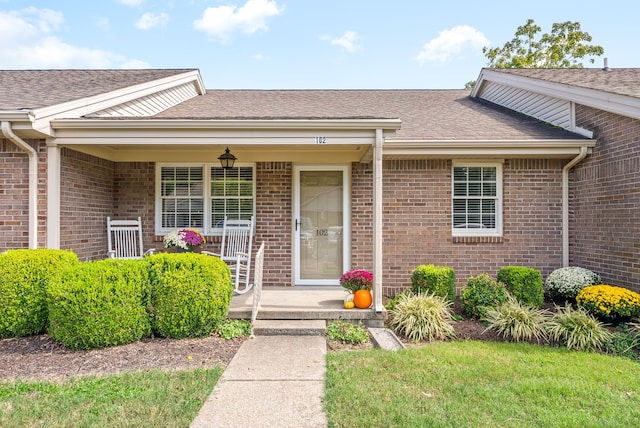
0,368 -> 222,428
325,341 -> 640,428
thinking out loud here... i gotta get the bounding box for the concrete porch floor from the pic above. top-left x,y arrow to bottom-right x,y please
228,286 -> 386,327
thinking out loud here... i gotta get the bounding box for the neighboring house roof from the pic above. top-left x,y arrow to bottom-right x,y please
154,89 -> 585,142
0,69 -> 198,110
472,68 -> 640,129
487,68 -> 640,98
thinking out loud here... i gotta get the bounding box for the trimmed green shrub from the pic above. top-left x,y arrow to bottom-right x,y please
546,304 -> 612,351
0,249 -> 79,338
411,264 -> 456,302
460,274 -> 510,318
483,296 -> 550,342
497,266 -> 544,308
545,266 -> 601,301
576,285 -> 640,320
147,253 -> 233,339
389,292 -> 456,342
47,259 -> 151,350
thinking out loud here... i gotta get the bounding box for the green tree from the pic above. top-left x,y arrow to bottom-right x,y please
483,19 -> 604,68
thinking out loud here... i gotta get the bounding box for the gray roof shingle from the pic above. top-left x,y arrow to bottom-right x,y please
487,68 -> 640,98
154,89 -> 586,141
0,69 -> 197,110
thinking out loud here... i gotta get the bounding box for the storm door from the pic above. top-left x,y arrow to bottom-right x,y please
293,166 -> 350,285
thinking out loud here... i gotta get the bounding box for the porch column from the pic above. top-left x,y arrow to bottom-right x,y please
47,144 -> 61,249
373,129 -> 384,313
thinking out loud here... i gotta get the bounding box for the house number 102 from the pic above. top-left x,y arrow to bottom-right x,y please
314,137 -> 326,144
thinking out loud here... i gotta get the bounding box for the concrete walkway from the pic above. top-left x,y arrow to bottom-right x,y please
190,335 -> 328,428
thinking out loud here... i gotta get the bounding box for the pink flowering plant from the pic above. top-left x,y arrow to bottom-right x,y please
340,269 -> 373,292
163,228 -> 206,250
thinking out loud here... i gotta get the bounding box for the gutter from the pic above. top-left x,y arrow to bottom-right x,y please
1,122 -> 38,248
562,146 -> 589,266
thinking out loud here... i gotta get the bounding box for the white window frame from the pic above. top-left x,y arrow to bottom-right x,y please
155,163 -> 256,236
451,161 -> 503,237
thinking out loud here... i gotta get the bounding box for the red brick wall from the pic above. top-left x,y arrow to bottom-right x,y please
351,159 -> 565,296
255,162 -> 292,286
573,105 -> 640,292
60,149 -> 114,259
0,138 -> 47,250
113,161 -> 158,253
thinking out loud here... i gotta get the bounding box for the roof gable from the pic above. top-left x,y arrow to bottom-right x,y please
472,68 -> 640,128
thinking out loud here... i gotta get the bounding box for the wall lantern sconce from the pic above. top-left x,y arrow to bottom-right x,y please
218,147 -> 237,170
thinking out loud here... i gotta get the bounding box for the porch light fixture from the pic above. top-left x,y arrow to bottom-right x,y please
218,147 -> 237,170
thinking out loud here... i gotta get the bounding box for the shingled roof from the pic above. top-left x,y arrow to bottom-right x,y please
154,89 -> 586,141
487,68 -> 640,98
0,69 -> 197,111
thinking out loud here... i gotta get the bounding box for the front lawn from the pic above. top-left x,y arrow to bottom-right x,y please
325,340 -> 640,428
0,368 -> 221,428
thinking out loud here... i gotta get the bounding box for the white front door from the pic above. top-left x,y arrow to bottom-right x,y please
293,165 -> 350,285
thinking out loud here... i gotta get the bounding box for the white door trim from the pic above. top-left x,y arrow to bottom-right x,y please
293,165 -> 351,286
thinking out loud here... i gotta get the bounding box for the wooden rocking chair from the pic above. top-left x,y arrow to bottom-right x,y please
106,217 -> 155,259
202,216 -> 254,294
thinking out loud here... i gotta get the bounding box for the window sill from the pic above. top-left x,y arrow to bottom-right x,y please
452,235 -> 504,244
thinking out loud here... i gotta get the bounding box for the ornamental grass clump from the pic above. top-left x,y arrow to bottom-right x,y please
545,266 -> 601,301
389,292 -> 455,342
460,273 -> 510,318
576,285 -> 640,321
482,295 -> 550,343
546,304 -> 612,351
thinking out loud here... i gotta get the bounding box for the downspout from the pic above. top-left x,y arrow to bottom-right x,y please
1,121 -> 38,249
562,146 -> 588,267
373,129 -> 384,313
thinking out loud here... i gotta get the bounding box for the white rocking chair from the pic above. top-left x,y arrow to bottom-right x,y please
202,216 -> 254,294
107,217 -> 155,259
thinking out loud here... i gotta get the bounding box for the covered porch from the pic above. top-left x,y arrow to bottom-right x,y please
228,286 -> 385,327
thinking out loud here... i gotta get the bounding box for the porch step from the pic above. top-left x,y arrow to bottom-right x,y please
252,319 -> 326,336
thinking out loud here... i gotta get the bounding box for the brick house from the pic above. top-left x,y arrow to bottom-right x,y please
1,67 -> 638,312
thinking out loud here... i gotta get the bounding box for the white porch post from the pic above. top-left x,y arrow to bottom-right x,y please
373,129 -> 384,313
47,144 -> 61,249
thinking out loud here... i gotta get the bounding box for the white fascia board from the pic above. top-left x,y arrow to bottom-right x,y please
383,139 -> 595,158
50,118 -> 403,131
31,70 -> 204,132
474,69 -> 640,120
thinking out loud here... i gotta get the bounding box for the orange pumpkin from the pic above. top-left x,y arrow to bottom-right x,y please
353,290 -> 372,309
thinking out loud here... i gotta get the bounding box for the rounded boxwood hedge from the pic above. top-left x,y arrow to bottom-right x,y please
411,264 -> 456,302
0,249 -> 79,338
47,258 -> 151,350
497,266 -> 544,308
147,253 -> 233,339
460,273 -> 510,318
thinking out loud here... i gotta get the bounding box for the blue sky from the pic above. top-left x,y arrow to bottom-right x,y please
0,0 -> 637,89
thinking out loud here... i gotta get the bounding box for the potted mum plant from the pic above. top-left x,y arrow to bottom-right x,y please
340,269 -> 373,309
163,228 -> 206,252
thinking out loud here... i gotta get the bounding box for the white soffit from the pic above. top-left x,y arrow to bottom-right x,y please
90,82 -> 199,117
476,80 -> 571,129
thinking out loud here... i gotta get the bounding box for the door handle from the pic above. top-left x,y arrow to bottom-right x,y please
295,219 -> 300,231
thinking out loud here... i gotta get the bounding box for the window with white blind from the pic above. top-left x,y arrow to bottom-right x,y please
156,164 -> 255,235
452,163 -> 502,236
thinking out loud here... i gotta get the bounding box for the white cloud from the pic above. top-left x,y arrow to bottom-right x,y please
252,53 -> 267,61
121,59 -> 151,68
136,12 -> 169,30
0,8 -> 146,69
117,0 -> 144,6
416,25 -> 489,63
194,0 -> 284,42
322,30 -> 360,53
